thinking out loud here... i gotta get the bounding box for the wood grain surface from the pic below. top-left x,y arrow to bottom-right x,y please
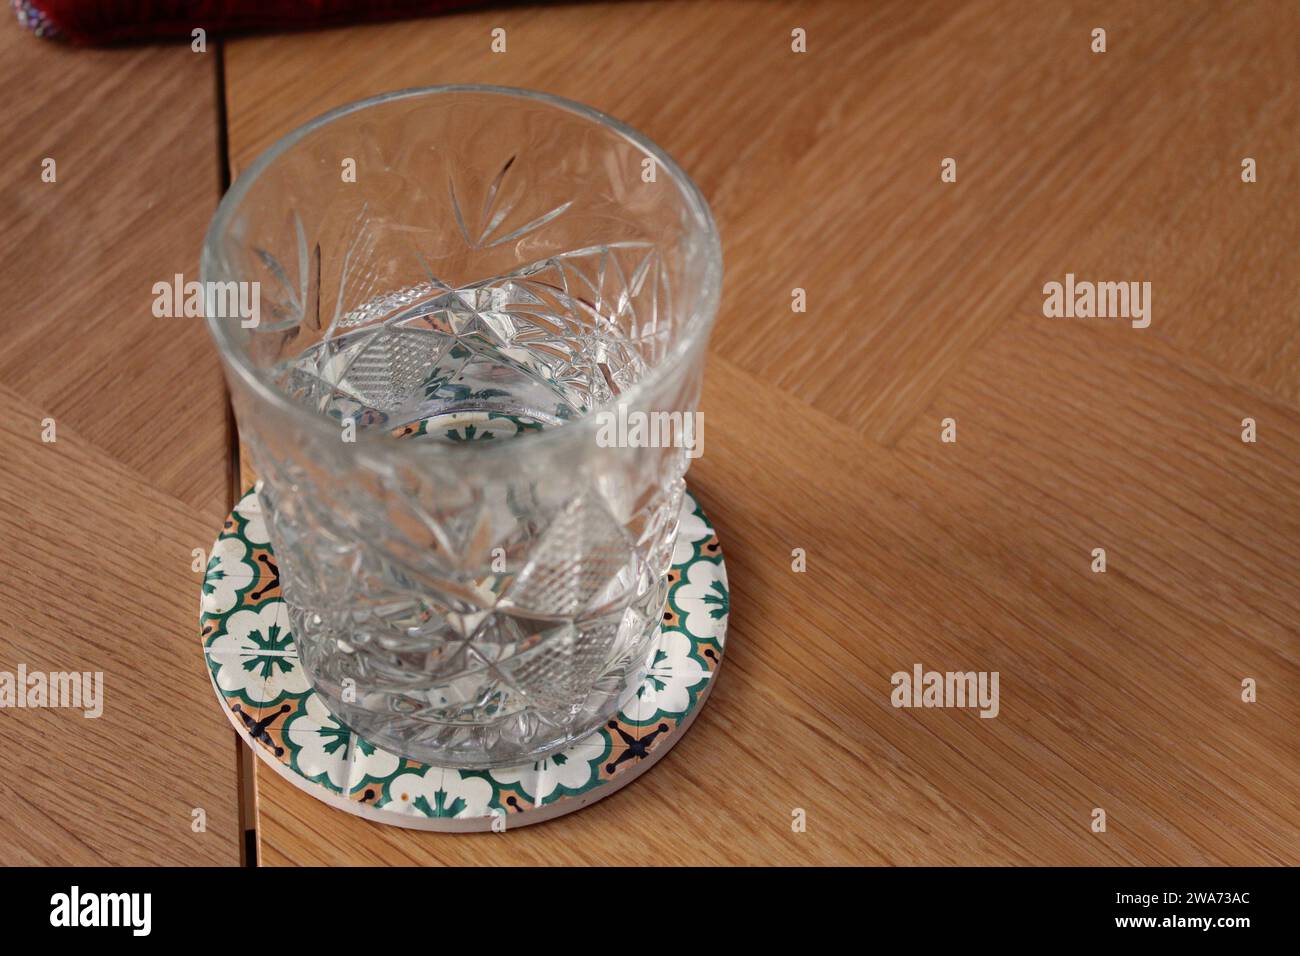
219,0 -> 1298,866
0,27 -> 240,863
2,0 -> 1294,867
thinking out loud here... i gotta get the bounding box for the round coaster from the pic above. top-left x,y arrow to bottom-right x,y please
199,486 -> 729,831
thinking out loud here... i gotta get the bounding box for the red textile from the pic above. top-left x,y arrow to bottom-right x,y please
14,0 -> 493,45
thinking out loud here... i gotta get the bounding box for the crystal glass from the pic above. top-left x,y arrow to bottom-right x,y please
202,86 -> 722,768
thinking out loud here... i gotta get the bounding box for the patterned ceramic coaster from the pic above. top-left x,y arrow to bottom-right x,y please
199,487 -> 729,831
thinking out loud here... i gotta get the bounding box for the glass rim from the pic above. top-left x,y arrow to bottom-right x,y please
201,83 -> 723,457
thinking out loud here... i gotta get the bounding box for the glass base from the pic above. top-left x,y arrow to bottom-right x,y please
303,628 -> 660,770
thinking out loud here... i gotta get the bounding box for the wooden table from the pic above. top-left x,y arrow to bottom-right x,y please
2,0 -> 1296,866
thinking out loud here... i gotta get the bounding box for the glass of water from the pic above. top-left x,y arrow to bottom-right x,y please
202,86 -> 722,768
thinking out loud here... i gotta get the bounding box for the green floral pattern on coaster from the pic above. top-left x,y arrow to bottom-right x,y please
200,487 -> 728,830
